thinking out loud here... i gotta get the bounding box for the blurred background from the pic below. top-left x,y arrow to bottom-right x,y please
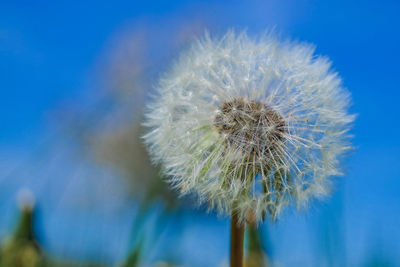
0,0 -> 399,266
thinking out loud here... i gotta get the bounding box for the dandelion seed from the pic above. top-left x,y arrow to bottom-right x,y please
143,31 -> 354,224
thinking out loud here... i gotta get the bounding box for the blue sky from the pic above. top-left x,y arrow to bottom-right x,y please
1,0 -> 400,266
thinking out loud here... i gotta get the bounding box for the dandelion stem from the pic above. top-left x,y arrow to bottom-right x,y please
230,211 -> 244,267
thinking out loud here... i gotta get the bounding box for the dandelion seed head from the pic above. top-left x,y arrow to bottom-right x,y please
214,97 -> 286,156
143,31 -> 354,223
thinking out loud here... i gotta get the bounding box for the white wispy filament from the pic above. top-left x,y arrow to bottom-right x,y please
144,31 -> 354,223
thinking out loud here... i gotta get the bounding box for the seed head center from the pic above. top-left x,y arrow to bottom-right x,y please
214,98 -> 286,155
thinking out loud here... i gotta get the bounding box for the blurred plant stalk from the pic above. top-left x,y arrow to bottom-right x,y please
0,196 -> 42,267
245,222 -> 268,267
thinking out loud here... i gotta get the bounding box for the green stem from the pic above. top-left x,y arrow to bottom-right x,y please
246,221 -> 268,267
230,211 -> 244,267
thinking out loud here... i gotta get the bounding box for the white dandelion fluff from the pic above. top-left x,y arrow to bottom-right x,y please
143,31 -> 354,223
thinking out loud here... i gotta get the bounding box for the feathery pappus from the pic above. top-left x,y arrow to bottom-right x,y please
143,31 -> 354,223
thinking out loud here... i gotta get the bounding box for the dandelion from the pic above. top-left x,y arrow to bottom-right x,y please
143,31 -> 354,266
